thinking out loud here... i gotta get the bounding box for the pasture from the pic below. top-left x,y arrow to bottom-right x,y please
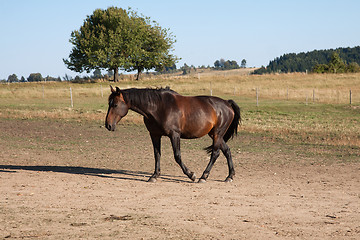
1,72 -> 359,239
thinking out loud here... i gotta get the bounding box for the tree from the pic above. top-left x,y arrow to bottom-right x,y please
7,74 -> 18,83
219,58 -> 225,68
27,73 -> 43,82
63,7 -> 178,82
214,59 -> 239,70
92,69 -> 102,79
241,59 -> 247,68
347,62 -> 360,72
180,63 -> 191,75
328,52 -> 346,73
161,63 -> 177,74
127,22 -> 178,80
229,60 -> 239,69
224,61 -> 231,69
312,63 -> 328,73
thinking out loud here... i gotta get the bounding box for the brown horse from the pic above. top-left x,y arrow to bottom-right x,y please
105,86 -> 241,183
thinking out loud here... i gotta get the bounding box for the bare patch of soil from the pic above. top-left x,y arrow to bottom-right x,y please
0,119 -> 359,239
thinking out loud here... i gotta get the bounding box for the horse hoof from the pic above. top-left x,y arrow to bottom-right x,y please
225,177 -> 233,183
198,178 -> 206,183
189,172 -> 196,182
147,177 -> 157,183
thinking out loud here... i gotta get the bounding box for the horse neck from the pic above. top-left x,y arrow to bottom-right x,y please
122,89 -> 154,118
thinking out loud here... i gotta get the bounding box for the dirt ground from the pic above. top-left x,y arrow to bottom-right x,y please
0,119 -> 359,239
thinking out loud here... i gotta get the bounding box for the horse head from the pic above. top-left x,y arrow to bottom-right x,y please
105,86 -> 129,131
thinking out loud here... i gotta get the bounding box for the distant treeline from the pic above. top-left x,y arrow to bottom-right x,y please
162,58 -> 247,75
254,46 -> 360,74
2,72 -> 99,84
2,58 -> 249,83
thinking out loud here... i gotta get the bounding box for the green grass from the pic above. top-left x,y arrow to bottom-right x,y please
243,101 -> 359,146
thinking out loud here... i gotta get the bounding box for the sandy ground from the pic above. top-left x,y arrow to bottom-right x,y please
0,119 -> 359,239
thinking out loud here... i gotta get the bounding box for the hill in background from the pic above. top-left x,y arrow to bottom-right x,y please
254,46 -> 360,74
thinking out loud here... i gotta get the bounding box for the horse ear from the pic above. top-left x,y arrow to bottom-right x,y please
110,85 -> 115,93
115,87 -> 121,93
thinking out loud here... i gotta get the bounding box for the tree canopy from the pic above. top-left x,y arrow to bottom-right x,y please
7,74 -> 18,83
27,73 -> 43,82
312,52 -> 360,73
214,59 -> 240,70
63,7 -> 178,81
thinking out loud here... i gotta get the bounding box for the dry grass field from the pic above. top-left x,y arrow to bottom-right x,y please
1,70 -> 359,148
1,70 -> 359,239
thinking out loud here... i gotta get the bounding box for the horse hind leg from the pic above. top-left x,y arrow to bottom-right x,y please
199,137 -> 234,183
198,148 -> 220,183
221,142 -> 235,182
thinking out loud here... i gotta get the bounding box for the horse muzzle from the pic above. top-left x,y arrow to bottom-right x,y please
105,122 -> 116,131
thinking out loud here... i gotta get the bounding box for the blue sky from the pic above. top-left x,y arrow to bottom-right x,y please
1,0 -> 359,79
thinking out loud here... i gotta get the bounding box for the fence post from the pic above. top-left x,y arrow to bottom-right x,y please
210,82 -> 213,96
313,89 -> 315,103
350,89 -> 352,105
70,87 -> 73,108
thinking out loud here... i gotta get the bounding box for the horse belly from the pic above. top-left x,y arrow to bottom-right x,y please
181,124 -> 213,139
180,111 -> 215,139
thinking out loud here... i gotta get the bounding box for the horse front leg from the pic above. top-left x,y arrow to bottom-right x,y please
170,133 -> 196,182
148,134 -> 161,182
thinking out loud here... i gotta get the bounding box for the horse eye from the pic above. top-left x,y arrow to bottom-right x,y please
113,104 -> 118,108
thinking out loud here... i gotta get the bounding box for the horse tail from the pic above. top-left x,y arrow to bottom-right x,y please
205,100 -> 241,154
224,100 -> 241,142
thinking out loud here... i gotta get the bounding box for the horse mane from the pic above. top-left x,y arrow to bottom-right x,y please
120,87 -> 178,108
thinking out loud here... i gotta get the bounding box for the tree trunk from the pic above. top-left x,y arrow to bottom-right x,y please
136,68 -> 142,81
114,67 -> 119,82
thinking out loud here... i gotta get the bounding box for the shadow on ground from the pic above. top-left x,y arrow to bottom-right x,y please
0,165 -> 193,183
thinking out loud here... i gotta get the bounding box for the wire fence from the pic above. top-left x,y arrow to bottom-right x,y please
1,83 -> 359,108
245,88 -> 357,106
